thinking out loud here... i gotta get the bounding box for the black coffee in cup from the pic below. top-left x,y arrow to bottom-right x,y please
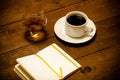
67,15 -> 86,26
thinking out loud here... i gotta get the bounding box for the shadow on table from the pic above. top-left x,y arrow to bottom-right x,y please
55,33 -> 97,47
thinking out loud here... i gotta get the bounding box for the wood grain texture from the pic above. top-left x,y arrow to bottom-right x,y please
0,0 -> 120,80
67,44 -> 120,80
0,0 -> 120,54
0,0 -> 84,26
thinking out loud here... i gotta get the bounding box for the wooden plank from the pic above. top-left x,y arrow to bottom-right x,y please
66,44 -> 120,80
96,68 -> 120,80
0,66 -> 21,80
0,21 -> 29,54
30,0 -> 85,13
0,0 -> 30,26
0,0 -> 84,26
79,0 -> 120,22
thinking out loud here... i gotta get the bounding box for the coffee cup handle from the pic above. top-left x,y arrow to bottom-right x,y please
84,26 -> 93,37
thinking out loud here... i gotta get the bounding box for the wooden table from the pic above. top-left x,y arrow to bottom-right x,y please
0,0 -> 120,80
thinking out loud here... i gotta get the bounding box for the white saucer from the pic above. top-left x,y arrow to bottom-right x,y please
54,16 -> 96,44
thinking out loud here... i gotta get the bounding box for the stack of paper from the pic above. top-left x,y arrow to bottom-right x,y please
14,43 -> 81,80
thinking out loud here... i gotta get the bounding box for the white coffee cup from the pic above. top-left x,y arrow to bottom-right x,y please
65,11 -> 93,38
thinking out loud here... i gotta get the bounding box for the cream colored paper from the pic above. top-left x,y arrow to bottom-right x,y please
16,43 -> 81,80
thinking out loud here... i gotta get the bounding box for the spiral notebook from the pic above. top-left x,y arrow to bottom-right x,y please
14,43 -> 81,80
